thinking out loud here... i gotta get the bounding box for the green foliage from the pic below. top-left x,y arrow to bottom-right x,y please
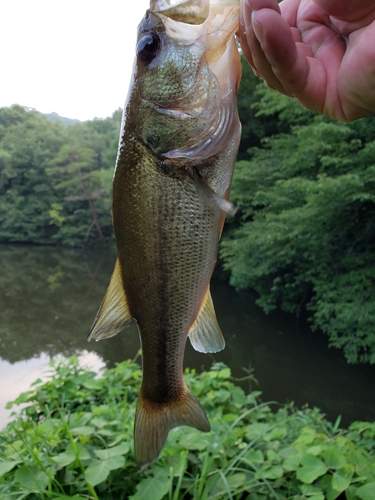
1,357 -> 374,499
222,84 -> 375,364
0,105 -> 122,247
237,59 -> 274,159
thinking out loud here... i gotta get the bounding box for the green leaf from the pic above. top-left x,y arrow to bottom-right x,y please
261,465 -> 283,479
301,484 -> 322,494
345,486 -> 361,500
51,450 -> 76,469
74,443 -> 91,461
245,423 -> 271,440
52,496 -> 86,500
14,466 -> 49,492
91,417 -> 109,428
308,445 -> 323,456
301,484 -> 325,500
265,426 -> 287,441
85,456 -> 125,486
129,475 -> 170,500
296,454 -> 328,484
320,474 -> 342,500
0,461 -> 20,477
355,482 -> 375,500
82,378 -> 102,390
178,429 -> 211,450
94,442 -> 130,459
267,449 -> 281,463
295,428 -> 317,445
323,447 -> 347,470
227,472 -> 247,490
217,368 -> 231,379
70,426 -> 95,435
331,467 -> 353,492
96,428 -> 117,437
52,443 -> 91,469
283,452 -> 302,471
244,449 -> 264,464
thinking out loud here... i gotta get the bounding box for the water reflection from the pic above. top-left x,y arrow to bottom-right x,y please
0,351 -> 105,426
1,244 -> 375,427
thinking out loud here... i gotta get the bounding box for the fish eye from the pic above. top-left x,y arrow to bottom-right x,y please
137,33 -> 161,63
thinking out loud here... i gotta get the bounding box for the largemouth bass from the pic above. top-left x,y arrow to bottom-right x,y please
88,0 -> 241,467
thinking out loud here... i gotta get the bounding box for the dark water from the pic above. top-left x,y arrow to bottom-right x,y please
1,244 -> 375,427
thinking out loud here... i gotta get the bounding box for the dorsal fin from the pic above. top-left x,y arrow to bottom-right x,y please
87,258 -> 135,341
188,287 -> 225,353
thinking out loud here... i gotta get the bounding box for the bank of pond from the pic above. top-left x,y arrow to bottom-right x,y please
2,244 -> 375,430
0,358 -> 374,500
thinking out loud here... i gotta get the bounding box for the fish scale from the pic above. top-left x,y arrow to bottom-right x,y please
88,0 -> 241,466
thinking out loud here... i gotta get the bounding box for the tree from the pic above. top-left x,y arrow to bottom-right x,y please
221,84 -> 375,364
0,106 -> 121,247
0,106 -> 67,243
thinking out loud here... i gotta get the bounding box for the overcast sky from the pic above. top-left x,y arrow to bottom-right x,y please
1,0 -> 150,121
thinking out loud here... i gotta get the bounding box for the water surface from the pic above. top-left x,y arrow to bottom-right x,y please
1,244 -> 375,427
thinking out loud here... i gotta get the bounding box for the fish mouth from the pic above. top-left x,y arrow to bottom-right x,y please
150,0 -> 210,24
149,0 -> 240,67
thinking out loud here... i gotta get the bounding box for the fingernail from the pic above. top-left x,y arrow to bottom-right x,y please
242,0 -> 253,28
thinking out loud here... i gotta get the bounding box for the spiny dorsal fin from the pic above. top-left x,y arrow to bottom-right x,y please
188,288 -> 225,353
87,258 -> 135,341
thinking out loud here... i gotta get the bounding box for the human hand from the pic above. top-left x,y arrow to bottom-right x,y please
238,0 -> 375,121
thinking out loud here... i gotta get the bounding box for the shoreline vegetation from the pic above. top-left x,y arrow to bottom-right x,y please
1,55 -> 375,366
0,357 -> 374,499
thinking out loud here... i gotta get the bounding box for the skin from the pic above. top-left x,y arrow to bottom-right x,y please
238,0 -> 375,121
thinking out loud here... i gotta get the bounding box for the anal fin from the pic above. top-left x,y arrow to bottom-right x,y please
188,288 -> 225,353
87,258 -> 135,341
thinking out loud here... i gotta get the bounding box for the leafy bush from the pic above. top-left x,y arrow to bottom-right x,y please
221,91 -> 375,364
0,357 -> 374,499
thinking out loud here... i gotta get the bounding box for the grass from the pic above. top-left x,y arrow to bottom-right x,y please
0,357 -> 374,499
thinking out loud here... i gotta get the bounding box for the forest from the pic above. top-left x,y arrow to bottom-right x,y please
1,59 -> 374,365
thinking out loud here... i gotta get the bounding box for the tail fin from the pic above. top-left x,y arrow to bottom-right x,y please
134,387 -> 210,467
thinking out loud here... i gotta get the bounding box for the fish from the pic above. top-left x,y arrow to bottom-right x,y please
88,0 -> 241,467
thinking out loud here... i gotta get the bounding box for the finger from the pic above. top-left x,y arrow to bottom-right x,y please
238,0 -> 276,76
246,0 -> 281,12
313,0 -> 375,22
238,4 -> 257,70
252,8 -> 310,95
247,7 -> 298,96
240,0 -> 282,69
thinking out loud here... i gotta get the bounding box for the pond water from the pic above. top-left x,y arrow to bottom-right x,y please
1,244 -> 375,428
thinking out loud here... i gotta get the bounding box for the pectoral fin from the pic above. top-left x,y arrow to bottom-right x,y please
87,258 -> 135,341
188,288 -> 225,353
193,170 -> 237,216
